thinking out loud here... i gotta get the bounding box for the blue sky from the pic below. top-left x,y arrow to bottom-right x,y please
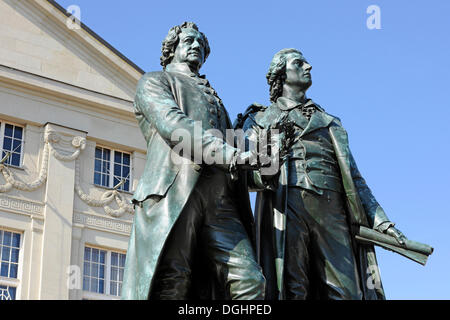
57,0 -> 450,299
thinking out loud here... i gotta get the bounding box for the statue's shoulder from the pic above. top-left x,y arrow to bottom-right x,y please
136,71 -> 174,94
140,71 -> 166,83
233,103 -> 268,129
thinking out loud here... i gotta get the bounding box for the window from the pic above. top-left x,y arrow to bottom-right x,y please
0,229 -> 21,300
83,246 -> 126,298
94,147 -> 131,192
0,122 -> 24,167
0,230 -> 20,279
0,285 -> 16,300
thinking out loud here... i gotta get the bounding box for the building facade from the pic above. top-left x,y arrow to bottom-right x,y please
0,0 -> 146,300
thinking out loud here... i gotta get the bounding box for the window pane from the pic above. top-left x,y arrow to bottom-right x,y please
9,264 -> 17,278
11,248 -> 19,263
95,148 -> 102,159
12,233 -> 20,248
123,154 -> 130,166
110,283 -> 117,296
92,263 -> 98,277
3,232 -> 11,246
91,278 -> 98,293
83,262 -> 90,276
124,180 -> 130,192
98,280 -> 104,294
120,254 -> 126,267
111,252 -> 118,266
113,177 -> 120,188
0,231 -> 2,246
1,262 -> 8,277
84,247 -> 91,261
101,174 -> 108,187
4,124 -> 13,137
83,277 -> 89,291
104,161 -> 110,173
94,159 -> 101,172
13,127 -> 23,139
92,249 -> 99,262
114,151 -> 122,163
123,166 -> 130,178
12,139 -> 21,152
99,251 -> 105,264
119,268 -> 124,282
8,287 -> 16,300
3,137 -> 11,151
94,172 -> 101,185
11,153 -> 20,166
99,264 -> 104,279
111,267 -> 117,281
2,246 -> 10,262
104,149 -> 110,161
114,164 -> 121,177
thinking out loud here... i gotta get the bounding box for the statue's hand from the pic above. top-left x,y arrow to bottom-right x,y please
385,226 -> 407,246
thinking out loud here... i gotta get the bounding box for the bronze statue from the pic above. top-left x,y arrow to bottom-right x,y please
121,22 -> 267,300
238,48 -> 432,300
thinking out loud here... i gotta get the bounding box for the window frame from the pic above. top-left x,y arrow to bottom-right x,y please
82,245 -> 126,300
0,228 -> 23,300
93,145 -> 132,193
0,120 -> 25,169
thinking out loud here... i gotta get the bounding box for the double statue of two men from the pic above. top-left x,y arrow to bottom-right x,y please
121,22 -> 408,300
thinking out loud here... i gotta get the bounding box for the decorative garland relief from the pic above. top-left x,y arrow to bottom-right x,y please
0,131 -> 134,217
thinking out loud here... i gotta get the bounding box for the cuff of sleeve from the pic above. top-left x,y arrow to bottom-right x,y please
375,221 -> 395,233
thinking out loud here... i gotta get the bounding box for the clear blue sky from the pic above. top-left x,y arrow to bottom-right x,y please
57,0 -> 450,299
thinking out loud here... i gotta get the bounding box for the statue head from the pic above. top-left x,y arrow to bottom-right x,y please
266,48 -> 312,103
160,22 -> 211,73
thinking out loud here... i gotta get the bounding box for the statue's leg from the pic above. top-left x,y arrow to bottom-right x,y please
306,189 -> 363,300
149,187 -> 204,300
199,168 -> 265,300
284,188 -> 312,300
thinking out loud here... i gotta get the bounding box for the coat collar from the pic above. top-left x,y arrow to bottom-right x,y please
165,62 -> 206,79
277,96 -> 313,111
275,97 -> 335,135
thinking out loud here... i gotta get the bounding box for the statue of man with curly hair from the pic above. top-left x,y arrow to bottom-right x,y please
241,48 -> 407,300
121,22 -> 266,300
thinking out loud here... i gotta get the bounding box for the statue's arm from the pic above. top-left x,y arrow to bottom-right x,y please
349,151 -> 394,232
134,72 -> 237,167
350,151 -> 407,244
239,104 -> 278,191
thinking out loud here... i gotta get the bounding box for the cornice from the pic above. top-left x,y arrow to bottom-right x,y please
0,64 -> 135,120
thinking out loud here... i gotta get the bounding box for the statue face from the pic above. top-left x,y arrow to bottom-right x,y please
172,28 -> 206,71
284,52 -> 312,91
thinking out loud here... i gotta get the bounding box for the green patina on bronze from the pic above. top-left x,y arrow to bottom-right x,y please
121,22 -> 265,300
238,48 -> 432,300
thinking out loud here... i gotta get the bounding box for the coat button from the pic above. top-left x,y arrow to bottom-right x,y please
207,96 -> 215,104
209,119 -> 216,126
210,108 -> 217,114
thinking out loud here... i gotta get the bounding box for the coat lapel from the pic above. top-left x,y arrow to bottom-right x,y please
300,110 -> 335,137
287,109 -> 309,130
